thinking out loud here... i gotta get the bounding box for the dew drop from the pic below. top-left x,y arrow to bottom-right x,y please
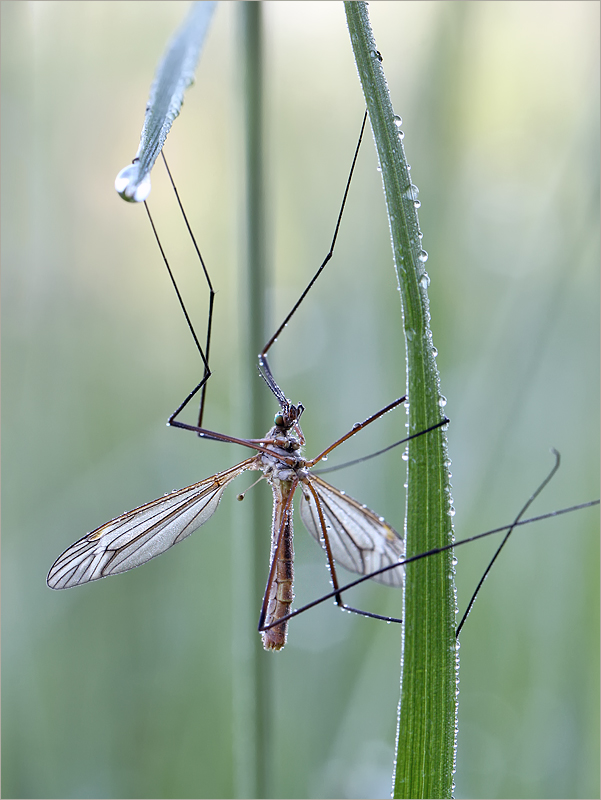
393,115 -> 403,127
419,273 -> 430,289
438,395 -> 447,408
418,249 -> 429,263
115,164 -> 152,203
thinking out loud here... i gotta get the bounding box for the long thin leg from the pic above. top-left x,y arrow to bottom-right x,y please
144,153 -> 216,431
160,153 -> 216,429
302,479 -> 402,624
262,455 -> 592,634
315,419 -> 450,475
454,448 -> 561,637
258,111 -> 369,401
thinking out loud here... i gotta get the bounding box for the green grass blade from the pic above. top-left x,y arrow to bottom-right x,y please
345,4 -> 457,797
115,1 -> 216,202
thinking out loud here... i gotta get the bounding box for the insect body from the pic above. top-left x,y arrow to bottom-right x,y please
47,395 -> 406,651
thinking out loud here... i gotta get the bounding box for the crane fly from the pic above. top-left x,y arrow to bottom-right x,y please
48,103 -> 458,649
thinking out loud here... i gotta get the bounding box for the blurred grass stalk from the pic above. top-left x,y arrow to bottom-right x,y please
345,4 -> 456,798
234,3 -> 270,798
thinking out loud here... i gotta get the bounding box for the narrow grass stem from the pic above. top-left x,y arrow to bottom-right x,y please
345,5 -> 456,797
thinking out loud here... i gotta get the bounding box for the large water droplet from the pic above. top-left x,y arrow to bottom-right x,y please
115,164 -> 152,203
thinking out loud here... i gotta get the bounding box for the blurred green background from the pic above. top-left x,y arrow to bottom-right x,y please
2,2 -> 599,798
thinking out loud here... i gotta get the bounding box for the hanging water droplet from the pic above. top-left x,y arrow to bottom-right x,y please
448,506 -> 456,517
418,249 -> 429,263
401,450 -> 409,462
393,115 -> 403,127
419,273 -> 430,289
438,395 -> 447,408
115,164 -> 152,203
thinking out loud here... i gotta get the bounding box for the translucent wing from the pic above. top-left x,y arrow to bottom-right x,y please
299,475 -> 405,587
47,458 -> 256,589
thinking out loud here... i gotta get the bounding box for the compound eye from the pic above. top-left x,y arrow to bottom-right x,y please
274,412 -> 285,427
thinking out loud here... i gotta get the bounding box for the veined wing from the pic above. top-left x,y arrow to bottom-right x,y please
47,457 -> 257,589
299,475 -> 405,587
